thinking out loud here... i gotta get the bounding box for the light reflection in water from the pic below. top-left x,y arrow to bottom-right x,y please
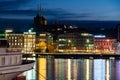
116,60 -> 120,80
86,59 -> 89,80
68,59 -> 71,80
106,59 -> 110,80
94,59 -> 105,80
23,58 -> 36,80
37,58 -> 46,80
23,58 -> 120,80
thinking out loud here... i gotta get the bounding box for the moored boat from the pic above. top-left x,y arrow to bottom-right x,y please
0,38 -> 35,80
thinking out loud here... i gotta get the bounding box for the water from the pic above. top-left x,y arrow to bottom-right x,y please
23,58 -> 120,80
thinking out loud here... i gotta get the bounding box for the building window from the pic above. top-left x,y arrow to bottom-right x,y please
1,57 -> 5,65
14,56 -> 17,64
10,57 -> 12,64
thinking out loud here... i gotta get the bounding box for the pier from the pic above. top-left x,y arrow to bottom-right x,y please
35,53 -> 120,59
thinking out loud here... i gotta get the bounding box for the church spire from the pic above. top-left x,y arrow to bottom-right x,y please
39,0 -> 44,17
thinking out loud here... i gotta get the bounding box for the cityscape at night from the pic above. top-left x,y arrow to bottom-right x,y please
1,0 -> 120,80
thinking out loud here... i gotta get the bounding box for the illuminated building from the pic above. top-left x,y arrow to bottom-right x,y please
6,33 -> 24,52
23,28 -> 36,54
35,32 -> 53,52
58,33 -> 94,53
94,36 -> 117,54
5,29 -> 24,52
36,32 -> 53,45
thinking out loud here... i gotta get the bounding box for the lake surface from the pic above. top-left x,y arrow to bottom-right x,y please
23,58 -> 120,80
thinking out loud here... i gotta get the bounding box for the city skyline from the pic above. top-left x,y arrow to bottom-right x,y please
0,0 -> 120,31
0,0 -> 120,20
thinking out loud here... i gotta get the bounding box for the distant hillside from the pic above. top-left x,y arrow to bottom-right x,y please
49,20 -> 120,28
0,19 -> 120,33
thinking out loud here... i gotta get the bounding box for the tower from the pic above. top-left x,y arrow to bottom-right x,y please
34,1 -> 47,35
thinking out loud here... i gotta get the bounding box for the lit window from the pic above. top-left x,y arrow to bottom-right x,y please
86,39 -> 90,43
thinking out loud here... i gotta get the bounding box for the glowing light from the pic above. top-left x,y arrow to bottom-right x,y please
94,35 -> 106,38
106,39 -> 110,42
86,39 -> 90,43
81,33 -> 92,36
0,34 -> 5,37
68,59 -> 71,80
37,58 -> 46,80
94,59 -> 105,80
40,34 -> 46,36
106,59 -> 110,80
86,59 -> 89,80
68,39 -> 71,43
5,29 -> 13,33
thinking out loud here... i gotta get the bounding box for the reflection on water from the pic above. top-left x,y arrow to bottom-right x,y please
23,58 -> 36,80
24,58 -> 120,80
94,59 -> 105,80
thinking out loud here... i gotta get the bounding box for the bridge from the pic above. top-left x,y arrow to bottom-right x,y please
35,53 -> 120,59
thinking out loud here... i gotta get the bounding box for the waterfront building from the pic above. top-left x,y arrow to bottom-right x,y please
6,33 -> 24,52
36,32 -> 53,45
22,28 -> 36,54
5,29 -> 24,52
58,33 -> 94,53
36,32 -> 53,52
94,36 -> 117,54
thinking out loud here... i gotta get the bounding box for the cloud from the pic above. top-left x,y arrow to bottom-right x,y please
0,10 -> 38,19
0,0 -> 33,10
43,8 -> 93,20
0,8 -> 94,20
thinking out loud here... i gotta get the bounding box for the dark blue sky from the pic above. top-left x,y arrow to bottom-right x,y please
0,0 -> 120,20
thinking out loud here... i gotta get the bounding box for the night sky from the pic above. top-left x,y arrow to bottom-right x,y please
0,0 -> 120,31
0,0 -> 120,20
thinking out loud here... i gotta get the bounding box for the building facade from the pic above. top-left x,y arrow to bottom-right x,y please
58,33 -> 94,53
94,37 -> 117,54
5,33 -> 24,52
22,28 -> 36,54
36,32 -> 53,52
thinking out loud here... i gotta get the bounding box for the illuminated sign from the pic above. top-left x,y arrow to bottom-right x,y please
0,34 -> 5,37
24,32 -> 36,34
81,33 -> 92,36
94,35 -> 106,38
5,29 -> 13,33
